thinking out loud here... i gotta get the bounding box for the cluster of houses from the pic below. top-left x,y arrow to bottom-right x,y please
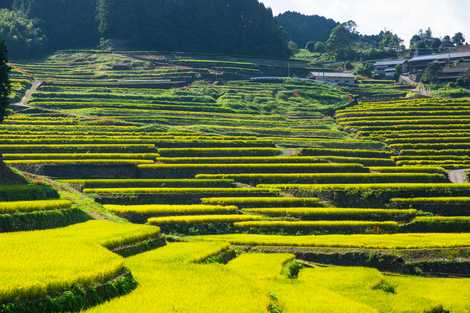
308,45 -> 470,86
374,45 -> 470,81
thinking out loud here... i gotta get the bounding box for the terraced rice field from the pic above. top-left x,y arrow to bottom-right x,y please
0,51 -> 469,312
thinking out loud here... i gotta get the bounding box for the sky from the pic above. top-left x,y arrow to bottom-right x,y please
260,0 -> 470,44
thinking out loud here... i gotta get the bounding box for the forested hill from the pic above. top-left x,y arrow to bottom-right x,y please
1,0 -> 290,59
276,11 -> 338,48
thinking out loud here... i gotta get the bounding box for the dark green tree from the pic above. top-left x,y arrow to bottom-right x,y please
440,35 -> 455,51
420,63 -> 441,84
452,32 -> 466,46
456,70 -> 470,88
0,9 -> 46,59
326,23 -> 354,60
0,39 -> 10,122
275,11 -> 337,48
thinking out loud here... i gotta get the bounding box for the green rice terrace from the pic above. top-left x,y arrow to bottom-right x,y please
2,51 -> 470,313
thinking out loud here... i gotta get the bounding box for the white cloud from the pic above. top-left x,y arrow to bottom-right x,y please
260,0 -> 470,44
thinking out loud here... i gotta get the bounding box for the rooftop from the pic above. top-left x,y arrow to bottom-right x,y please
409,51 -> 470,63
374,59 -> 406,66
310,72 -> 356,79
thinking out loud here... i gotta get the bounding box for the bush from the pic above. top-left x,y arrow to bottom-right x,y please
456,70 -> 470,88
259,183 -> 470,207
148,214 -> 264,235
234,220 -> 399,235
157,148 -> 282,157
403,216 -> 470,233
243,208 -> 417,221
196,173 -> 447,185
138,163 -> 368,179
390,197 -> 470,215
301,148 -> 392,158
0,184 -> 58,201
0,208 -> 90,232
201,197 -> 321,208
61,178 -> 235,189
105,204 -> 239,223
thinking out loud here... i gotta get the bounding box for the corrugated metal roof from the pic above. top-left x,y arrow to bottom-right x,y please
310,72 -> 355,79
374,60 -> 406,66
409,51 -> 470,63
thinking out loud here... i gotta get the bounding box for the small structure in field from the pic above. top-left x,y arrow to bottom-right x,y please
309,71 -> 356,86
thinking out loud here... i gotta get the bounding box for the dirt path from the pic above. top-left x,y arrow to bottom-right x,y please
448,169 -> 469,184
10,81 -> 43,110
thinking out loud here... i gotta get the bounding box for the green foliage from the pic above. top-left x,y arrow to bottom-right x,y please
0,184 -> 58,201
97,0 -> 290,58
355,63 -> 374,77
420,63 -> 442,84
0,9 -> 46,59
275,11 -> 337,48
326,24 -> 354,60
456,70 -> 470,88
0,39 -> 9,122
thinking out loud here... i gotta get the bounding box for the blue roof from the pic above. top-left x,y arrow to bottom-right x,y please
409,51 -> 470,63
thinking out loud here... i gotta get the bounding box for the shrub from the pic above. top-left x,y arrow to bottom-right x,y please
243,208 -> 417,221
201,197 -> 321,208
390,197 -> 470,215
148,214 -> 264,235
301,148 -> 392,158
234,220 -> 399,234
369,166 -> 447,174
0,208 -> 90,232
105,204 -> 239,223
0,184 -> 59,201
157,148 -> 282,157
60,178 -> 235,189
258,183 -> 470,207
196,173 -> 447,185
138,163 -> 368,178
403,216 -> 470,232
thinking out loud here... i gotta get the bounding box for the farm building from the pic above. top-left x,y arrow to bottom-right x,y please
405,51 -> 470,80
309,71 -> 356,86
374,59 -> 406,78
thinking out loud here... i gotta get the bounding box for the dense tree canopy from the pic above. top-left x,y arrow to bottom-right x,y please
275,11 -> 337,48
0,40 -> 10,122
11,0 -> 99,50
97,0 -> 290,58
0,9 -> 46,59
410,28 -> 466,55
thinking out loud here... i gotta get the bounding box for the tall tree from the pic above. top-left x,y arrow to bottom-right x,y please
0,9 -> 46,59
0,39 -> 10,122
452,32 -> 466,46
97,0 -> 290,58
326,23 -> 354,60
275,11 -> 337,48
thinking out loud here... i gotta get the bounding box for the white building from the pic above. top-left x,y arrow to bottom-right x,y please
309,72 -> 356,86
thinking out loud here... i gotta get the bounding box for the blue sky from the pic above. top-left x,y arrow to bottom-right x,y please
260,0 -> 470,44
